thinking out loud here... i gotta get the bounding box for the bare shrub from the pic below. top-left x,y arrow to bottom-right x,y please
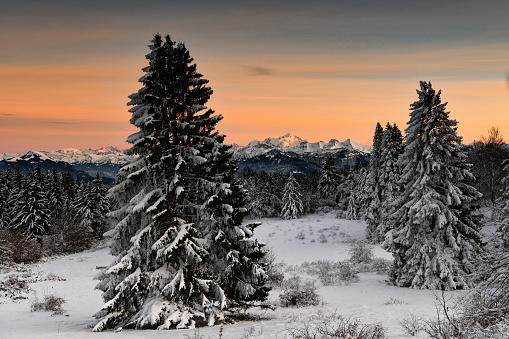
279,276 -> 320,307
302,260 -> 359,285
349,240 -> 374,264
61,226 -> 94,254
398,313 -> 424,336
384,297 -> 406,305
0,231 -> 42,264
285,314 -> 387,339
296,231 -> 305,240
31,293 -> 66,315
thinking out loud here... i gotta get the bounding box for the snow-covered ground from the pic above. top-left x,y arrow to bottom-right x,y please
0,213 -> 467,338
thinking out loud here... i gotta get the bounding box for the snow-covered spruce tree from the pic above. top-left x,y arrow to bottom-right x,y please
74,173 -> 109,238
372,123 -> 405,242
318,154 -> 342,204
499,160 -> 509,245
383,81 -> 482,290
9,165 -> 50,237
364,122 -> 384,243
94,34 -> 269,331
0,170 -> 12,229
280,173 -> 304,220
46,168 -> 65,232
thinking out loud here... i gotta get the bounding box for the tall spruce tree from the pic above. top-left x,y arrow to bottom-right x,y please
374,123 -> 404,242
94,34 -> 269,331
0,170 -> 11,229
318,154 -> 342,203
280,173 -> 304,220
364,122 -> 384,242
383,81 -> 481,290
9,166 -> 50,237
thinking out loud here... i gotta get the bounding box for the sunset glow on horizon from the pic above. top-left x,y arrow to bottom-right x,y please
1,1 -> 508,153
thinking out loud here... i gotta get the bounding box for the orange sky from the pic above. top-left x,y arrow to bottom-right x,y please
1,1 -> 508,153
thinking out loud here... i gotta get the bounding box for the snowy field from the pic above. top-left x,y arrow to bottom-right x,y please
0,212 -> 470,338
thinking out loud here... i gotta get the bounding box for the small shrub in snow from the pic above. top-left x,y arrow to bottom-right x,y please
319,234 -> 327,243
295,231 -> 305,240
302,260 -> 359,285
348,240 -> 374,264
284,314 -> 387,339
31,294 -> 66,315
398,313 -> 423,336
384,297 -> 406,305
184,329 -> 211,339
279,276 -> 320,307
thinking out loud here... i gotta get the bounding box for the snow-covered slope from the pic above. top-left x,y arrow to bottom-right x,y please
0,213 -> 459,338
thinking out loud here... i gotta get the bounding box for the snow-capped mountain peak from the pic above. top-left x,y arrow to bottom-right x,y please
12,150 -> 53,162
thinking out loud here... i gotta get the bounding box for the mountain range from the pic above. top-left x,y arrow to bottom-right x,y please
232,134 -> 371,175
0,135 -> 372,180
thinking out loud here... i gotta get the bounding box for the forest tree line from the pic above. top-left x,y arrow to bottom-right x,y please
0,164 -> 110,262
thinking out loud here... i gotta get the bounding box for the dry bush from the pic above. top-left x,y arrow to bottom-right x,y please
31,293 -> 66,315
285,314 -> 387,339
348,240 -> 374,264
398,313 -> 424,336
61,226 -> 94,254
279,276 -> 320,307
302,260 -> 359,285
0,231 -> 42,264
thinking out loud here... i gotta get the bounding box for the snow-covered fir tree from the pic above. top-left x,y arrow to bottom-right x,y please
499,160 -> 509,245
74,173 -> 110,238
46,168 -> 65,232
346,191 -> 358,220
0,170 -> 11,229
368,123 -> 405,242
318,154 -> 342,203
347,167 -> 367,220
94,34 -> 269,331
383,81 -> 482,290
9,165 -> 50,237
364,122 -> 384,242
280,173 -> 304,220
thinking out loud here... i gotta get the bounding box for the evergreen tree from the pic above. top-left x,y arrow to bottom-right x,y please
46,168 -> 65,232
499,160 -> 509,245
383,81 -> 482,290
94,34 -> 269,331
74,174 -> 110,238
364,122 -> 384,242
346,191 -> 358,220
0,170 -> 12,229
371,123 -> 405,242
9,167 -> 50,237
280,173 -> 304,220
318,154 -> 342,203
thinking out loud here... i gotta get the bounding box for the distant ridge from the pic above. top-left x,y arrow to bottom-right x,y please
1,135 -> 372,178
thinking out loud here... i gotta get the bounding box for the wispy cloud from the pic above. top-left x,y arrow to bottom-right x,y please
240,65 -> 275,76
0,113 -> 17,117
